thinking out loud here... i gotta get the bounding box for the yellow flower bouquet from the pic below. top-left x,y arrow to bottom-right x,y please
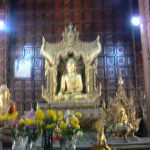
18,109 -> 42,143
0,109 -> 43,144
42,109 -> 58,150
0,112 -> 19,140
0,108 -> 83,150
56,110 -> 83,146
40,109 -> 83,150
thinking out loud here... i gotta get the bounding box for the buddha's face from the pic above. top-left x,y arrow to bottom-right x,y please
1,91 -> 10,103
4,91 -> 10,101
120,108 -> 125,115
67,59 -> 76,73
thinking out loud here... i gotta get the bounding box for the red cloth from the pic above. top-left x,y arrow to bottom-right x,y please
7,103 -> 16,114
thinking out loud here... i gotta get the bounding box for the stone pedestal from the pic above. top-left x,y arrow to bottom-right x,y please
38,101 -> 100,130
38,101 -> 100,118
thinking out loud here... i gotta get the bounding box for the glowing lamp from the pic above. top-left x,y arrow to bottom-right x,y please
0,20 -> 5,30
131,16 -> 141,26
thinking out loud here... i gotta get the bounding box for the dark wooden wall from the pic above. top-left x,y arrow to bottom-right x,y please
7,0 -> 144,113
0,1 -> 7,85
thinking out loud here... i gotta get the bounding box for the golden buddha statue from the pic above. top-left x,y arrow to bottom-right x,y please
114,107 -> 134,141
0,84 -> 17,144
55,58 -> 87,101
0,84 -> 16,115
117,107 -> 128,125
93,124 -> 111,150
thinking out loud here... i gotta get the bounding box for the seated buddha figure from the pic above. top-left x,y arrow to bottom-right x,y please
115,107 -> 133,140
117,107 -> 128,126
56,58 -> 87,101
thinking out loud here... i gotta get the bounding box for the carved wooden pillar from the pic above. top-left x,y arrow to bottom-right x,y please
138,0 -> 150,136
0,0 -> 7,84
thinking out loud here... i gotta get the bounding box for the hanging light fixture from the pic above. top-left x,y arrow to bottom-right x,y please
0,20 -> 5,30
131,16 -> 141,26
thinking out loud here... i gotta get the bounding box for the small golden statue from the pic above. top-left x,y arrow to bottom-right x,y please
0,84 -> 17,143
56,58 -> 87,101
103,72 -> 141,141
0,84 -> 16,115
117,107 -> 128,126
114,107 -> 132,141
93,120 -> 111,150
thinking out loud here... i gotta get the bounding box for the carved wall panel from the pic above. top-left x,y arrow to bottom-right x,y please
15,92 -> 23,100
24,80 -> 33,90
15,81 -> 23,89
7,0 -> 144,112
0,58 -> 5,67
25,92 -> 33,100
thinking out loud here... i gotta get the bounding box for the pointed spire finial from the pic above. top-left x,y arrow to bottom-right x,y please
97,35 -> 100,41
36,102 -> 39,110
118,69 -> 124,85
69,24 -> 73,30
42,37 -> 45,44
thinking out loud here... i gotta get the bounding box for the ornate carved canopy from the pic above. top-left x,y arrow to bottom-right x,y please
41,24 -> 101,65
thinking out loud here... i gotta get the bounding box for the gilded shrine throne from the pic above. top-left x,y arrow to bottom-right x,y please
39,25 -> 102,119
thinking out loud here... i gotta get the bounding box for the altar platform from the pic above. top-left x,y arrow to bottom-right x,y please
34,132 -> 150,150
3,134 -> 150,150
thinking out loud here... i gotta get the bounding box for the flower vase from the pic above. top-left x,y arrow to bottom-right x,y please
42,130 -> 53,150
12,137 -> 28,150
20,136 -> 28,150
29,141 -> 37,150
59,139 -> 66,150
12,140 -> 17,150
66,140 -> 76,150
